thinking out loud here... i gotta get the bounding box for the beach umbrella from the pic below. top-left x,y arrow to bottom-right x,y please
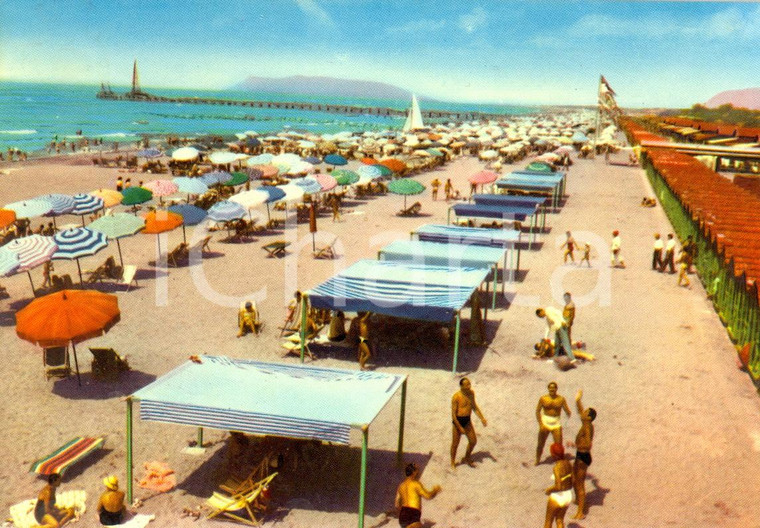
277,184 -> 305,203
89,189 -> 123,208
39,194 -> 75,216
143,179 -> 179,199
426,148 -> 444,157
479,150 -> 498,160
52,227 -> 109,284
173,177 -> 209,198
468,170 -> 499,185
142,210 -> 184,256
0,249 -> 20,277
324,154 -> 348,166
137,148 -> 163,159
168,204 -> 208,243
229,190 -> 268,210
379,158 -> 406,173
0,209 -> 16,229
251,186 -> 286,223
5,199 -> 53,219
245,137 -> 261,148
291,177 -> 322,195
388,179 -> 425,208
314,173 -> 338,192
373,164 -> 393,178
287,161 -> 315,175
304,156 -> 321,165
247,153 -> 274,165
71,194 -> 105,226
360,157 -> 378,165
121,187 -> 153,211
356,165 -> 383,180
525,161 -> 555,173
88,213 -> 146,267
273,153 -> 301,165
3,235 -> 58,292
200,171 -> 231,187
571,131 -> 589,144
171,147 -> 200,161
207,200 -> 247,223
16,289 -> 120,385
223,172 -> 249,187
247,164 -> 278,179
208,151 -> 238,165
246,168 -> 263,181
332,169 -> 360,186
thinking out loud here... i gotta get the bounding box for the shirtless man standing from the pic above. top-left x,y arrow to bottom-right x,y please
536,381 -> 571,465
450,377 -> 488,468
395,463 -> 441,528
572,390 -> 596,520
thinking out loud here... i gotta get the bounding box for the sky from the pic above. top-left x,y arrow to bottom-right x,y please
1,1 -> 759,108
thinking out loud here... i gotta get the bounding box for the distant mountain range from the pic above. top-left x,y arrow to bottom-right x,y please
705,88 -> 760,111
231,75 -> 416,101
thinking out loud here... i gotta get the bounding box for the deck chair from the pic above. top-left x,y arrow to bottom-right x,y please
118,265 -> 138,292
313,237 -> 338,259
397,201 -> 422,217
188,235 -> 212,258
167,242 -> 189,267
84,263 -> 108,284
43,346 -> 70,380
30,436 -> 105,476
220,456 -> 273,496
90,347 -> 130,381
262,241 -> 290,258
281,333 -> 315,360
206,473 -> 278,526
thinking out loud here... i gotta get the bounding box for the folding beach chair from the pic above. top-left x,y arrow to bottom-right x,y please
206,472 -> 277,526
262,241 -> 290,258
281,333 -> 315,360
312,237 -> 338,259
30,436 -> 105,476
43,346 -> 70,380
90,347 -> 130,381
118,265 -> 138,292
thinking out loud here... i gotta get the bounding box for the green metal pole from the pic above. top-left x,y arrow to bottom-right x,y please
197,427 -> 203,448
397,379 -> 407,465
452,312 -> 461,374
126,397 -> 133,504
491,264 -> 497,309
447,208 -> 451,225
300,293 -> 308,362
358,426 -> 369,528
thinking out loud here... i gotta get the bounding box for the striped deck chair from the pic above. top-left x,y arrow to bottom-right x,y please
29,436 -> 105,476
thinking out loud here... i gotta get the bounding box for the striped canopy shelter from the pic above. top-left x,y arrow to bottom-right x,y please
127,356 -> 408,528
53,227 -> 109,283
305,259 -> 490,373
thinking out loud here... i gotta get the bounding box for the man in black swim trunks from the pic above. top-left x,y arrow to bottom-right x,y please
450,377 -> 488,469
572,389 -> 596,520
395,463 -> 441,528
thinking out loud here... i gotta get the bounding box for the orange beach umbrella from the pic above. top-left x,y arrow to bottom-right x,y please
379,158 -> 406,174
16,289 -> 121,385
142,210 -> 183,256
0,209 -> 16,230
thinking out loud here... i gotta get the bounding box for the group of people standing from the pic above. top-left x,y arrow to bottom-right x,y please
652,232 -> 695,288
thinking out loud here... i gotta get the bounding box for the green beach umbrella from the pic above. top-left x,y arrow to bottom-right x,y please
373,164 -> 393,178
388,178 -> 426,208
121,187 -> 153,210
223,171 -> 249,187
332,169 -> 360,186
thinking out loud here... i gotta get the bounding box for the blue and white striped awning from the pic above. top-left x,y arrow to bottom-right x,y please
207,200 -> 246,222
413,224 -> 521,248
307,260 -> 489,322
132,356 -> 406,444
71,193 -> 105,216
52,227 -> 108,260
379,239 -> 506,269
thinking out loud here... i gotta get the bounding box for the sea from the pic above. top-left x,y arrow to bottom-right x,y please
0,81 -> 538,154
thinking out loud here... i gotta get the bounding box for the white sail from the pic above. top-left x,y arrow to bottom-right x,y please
402,94 -> 424,132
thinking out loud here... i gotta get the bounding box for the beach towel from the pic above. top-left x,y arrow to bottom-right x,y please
138,461 -> 176,493
29,437 -> 105,476
110,514 -> 156,528
8,490 -> 87,528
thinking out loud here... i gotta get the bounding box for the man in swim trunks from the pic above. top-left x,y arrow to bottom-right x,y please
536,381 -> 571,465
97,475 -> 126,525
357,311 -> 372,370
572,389 -> 596,520
35,474 -> 75,528
450,377 -> 488,468
544,443 -> 573,528
395,463 -> 441,528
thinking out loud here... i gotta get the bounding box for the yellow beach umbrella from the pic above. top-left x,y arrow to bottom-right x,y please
90,189 -> 123,208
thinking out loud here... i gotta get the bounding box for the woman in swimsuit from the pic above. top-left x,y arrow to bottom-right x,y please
543,443 -> 573,528
35,474 -> 75,528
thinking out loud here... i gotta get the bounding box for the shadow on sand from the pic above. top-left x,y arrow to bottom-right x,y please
51,369 -> 157,400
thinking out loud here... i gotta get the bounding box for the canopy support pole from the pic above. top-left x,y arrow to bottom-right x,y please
447,207 -> 451,225
491,265 -> 497,309
126,397 -> 133,504
300,293 -> 308,363
358,426 -> 369,528
197,427 -> 203,447
452,312 -> 461,374
71,342 -> 82,386
397,379 -> 406,466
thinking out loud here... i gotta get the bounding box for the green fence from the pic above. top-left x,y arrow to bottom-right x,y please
643,155 -> 760,384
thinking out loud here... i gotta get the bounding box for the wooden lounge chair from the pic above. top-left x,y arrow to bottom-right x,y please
313,237 -> 338,259
30,436 -> 105,476
220,456 -> 273,496
167,242 -> 190,267
84,263 -> 108,284
43,346 -> 70,380
281,333 -> 315,360
188,235 -> 212,258
118,265 -> 138,292
262,241 -> 290,258
397,201 -> 422,217
206,473 -> 277,526
90,347 -> 130,381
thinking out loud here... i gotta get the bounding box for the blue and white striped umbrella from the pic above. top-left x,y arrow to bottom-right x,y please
356,164 -> 383,180
0,248 -> 20,277
138,148 -> 163,159
4,199 -> 53,219
52,227 -> 109,260
246,153 -> 274,166
173,177 -> 209,195
71,193 -> 105,215
39,194 -> 76,216
200,171 -> 231,186
207,200 -> 247,222
4,235 -> 58,271
291,177 -> 322,195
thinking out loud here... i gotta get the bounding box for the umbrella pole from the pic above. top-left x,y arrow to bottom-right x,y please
26,271 -> 36,295
266,203 -> 271,223
126,397 -> 134,504
182,225 -> 187,244
358,426 -> 368,528
71,342 -> 82,386
116,239 -> 124,269
452,312 -> 461,375
81,215 -> 86,227
397,378 -> 407,466
76,259 -> 83,284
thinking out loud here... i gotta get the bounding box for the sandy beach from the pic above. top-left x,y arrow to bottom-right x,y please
2,145 -> 760,528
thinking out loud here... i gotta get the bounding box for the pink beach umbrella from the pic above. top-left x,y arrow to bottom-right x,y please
314,173 -> 338,192
468,170 -> 499,185
143,179 -> 179,204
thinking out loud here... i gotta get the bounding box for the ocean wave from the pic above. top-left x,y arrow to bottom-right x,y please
0,129 -> 37,135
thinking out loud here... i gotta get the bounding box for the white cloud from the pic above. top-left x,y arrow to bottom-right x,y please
294,0 -> 335,27
386,19 -> 447,35
459,7 -> 488,33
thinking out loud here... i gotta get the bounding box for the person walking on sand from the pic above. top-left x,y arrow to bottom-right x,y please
560,231 -> 576,264
543,443 -> 573,528
395,462 -> 441,528
562,292 -> 575,344
444,178 -> 453,201
431,178 -> 440,201
35,474 -> 75,528
652,233 -> 664,270
661,233 -> 676,273
579,243 -> 591,267
677,249 -> 691,288
450,377 -> 487,468
572,390 -> 596,520
97,476 -> 126,525
610,230 -> 625,268
536,382 -> 571,465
